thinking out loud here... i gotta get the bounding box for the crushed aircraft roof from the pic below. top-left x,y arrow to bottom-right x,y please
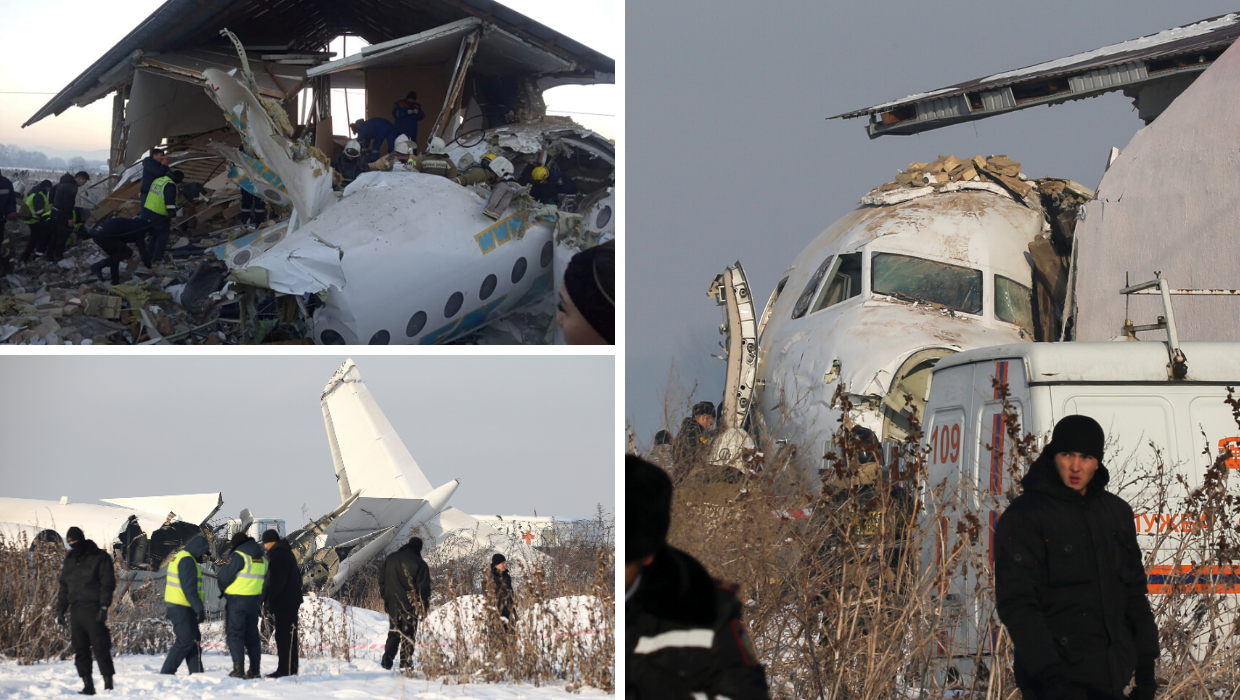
832,12 -> 1240,137
24,0 -> 615,128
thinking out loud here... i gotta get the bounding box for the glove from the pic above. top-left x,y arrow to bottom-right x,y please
1132,659 -> 1157,700
96,607 -> 108,624
56,612 -> 66,627
197,610 -> 206,624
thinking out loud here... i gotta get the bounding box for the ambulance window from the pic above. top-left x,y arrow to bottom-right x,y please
790,256 -> 834,320
995,275 -> 1034,333
811,253 -> 862,313
871,253 -> 982,315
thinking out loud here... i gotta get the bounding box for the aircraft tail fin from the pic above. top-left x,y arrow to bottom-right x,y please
320,359 -> 434,501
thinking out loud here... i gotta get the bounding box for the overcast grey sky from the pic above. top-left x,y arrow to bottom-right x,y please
0,355 -> 613,525
626,1 -> 1237,441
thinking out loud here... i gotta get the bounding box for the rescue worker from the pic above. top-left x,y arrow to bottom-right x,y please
995,415 -> 1159,700
454,153 -> 503,187
218,532 -> 268,679
481,157 -> 518,219
260,529 -> 303,678
141,169 -> 183,265
488,554 -> 515,634
0,171 -> 17,274
351,117 -> 396,159
331,139 -> 370,189
138,148 -> 169,203
20,179 -> 53,263
673,400 -> 716,478
46,172 -> 85,261
556,242 -> 615,345
414,137 -> 458,179
651,430 -> 674,472
160,535 -> 209,676
371,135 -> 420,172
238,190 -> 266,229
391,91 -> 425,146
85,217 -> 153,285
56,526 -> 116,696
380,536 -> 432,671
528,165 -> 577,205
626,456 -> 769,699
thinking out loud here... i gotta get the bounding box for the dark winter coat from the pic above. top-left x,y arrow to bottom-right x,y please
174,536 -> 209,613
217,537 -> 266,596
530,169 -> 578,205
627,546 -> 769,700
0,174 -> 15,216
57,539 -> 116,614
139,156 -> 169,201
51,173 -> 77,216
380,541 -> 431,617
490,565 -> 514,620
995,453 -> 1159,697
331,153 -> 369,186
391,99 -> 424,139
261,539 -> 304,611
672,417 -> 712,478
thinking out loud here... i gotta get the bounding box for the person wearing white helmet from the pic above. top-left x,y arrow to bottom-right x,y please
414,137 -> 457,179
330,140 -> 371,190
481,157 -> 519,220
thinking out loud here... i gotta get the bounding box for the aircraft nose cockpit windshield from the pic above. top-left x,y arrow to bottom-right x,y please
870,253 -> 983,315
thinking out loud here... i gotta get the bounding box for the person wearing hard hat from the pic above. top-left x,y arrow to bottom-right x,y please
454,153 -> 499,187
414,137 -> 458,179
528,164 -> 578,205
481,157 -> 518,219
331,140 -> 371,190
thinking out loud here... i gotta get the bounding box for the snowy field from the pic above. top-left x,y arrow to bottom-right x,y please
0,654 -> 612,699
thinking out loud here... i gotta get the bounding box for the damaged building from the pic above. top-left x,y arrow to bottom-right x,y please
6,0 -> 615,345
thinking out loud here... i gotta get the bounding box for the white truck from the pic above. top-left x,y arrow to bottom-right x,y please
921,336 -> 1240,681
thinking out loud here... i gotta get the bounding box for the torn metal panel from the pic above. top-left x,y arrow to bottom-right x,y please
308,18 -> 483,79
322,497 -> 426,547
137,50 -> 307,98
0,497 -> 179,553
125,70 -> 226,168
833,12 -> 1240,137
1073,38 -> 1240,344
99,493 -> 223,526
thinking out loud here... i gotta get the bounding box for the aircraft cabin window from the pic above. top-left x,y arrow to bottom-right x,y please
790,256 -> 834,320
871,253 -> 982,315
811,253 -> 862,313
995,275 -> 1034,334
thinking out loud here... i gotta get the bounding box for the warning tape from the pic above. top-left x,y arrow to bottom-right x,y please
195,627 -> 612,651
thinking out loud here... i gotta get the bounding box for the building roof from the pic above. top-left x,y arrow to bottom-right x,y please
831,12 -> 1240,138
24,0 -> 614,128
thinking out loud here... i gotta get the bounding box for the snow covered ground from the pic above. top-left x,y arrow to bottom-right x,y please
0,654 -> 612,699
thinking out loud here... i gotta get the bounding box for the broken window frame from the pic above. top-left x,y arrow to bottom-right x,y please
994,274 -> 1035,335
810,252 -> 863,314
870,252 -> 983,316
789,256 -> 834,320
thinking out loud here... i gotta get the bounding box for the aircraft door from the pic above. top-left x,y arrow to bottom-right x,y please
709,262 -> 759,434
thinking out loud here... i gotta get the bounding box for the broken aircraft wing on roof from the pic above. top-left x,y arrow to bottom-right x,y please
99,492 -> 223,526
833,12 -> 1240,137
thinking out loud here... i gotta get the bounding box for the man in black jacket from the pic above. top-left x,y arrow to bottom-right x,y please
0,171 -> 15,274
260,530 -> 303,678
57,526 -> 116,695
673,401 -> 716,480
995,415 -> 1159,700
379,536 -> 432,671
627,455 -> 770,700
138,149 -> 169,203
489,553 -> 515,634
47,171 -> 88,262
85,218 -> 153,285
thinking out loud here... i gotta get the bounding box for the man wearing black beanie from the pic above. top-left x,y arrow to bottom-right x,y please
995,415 -> 1159,700
557,242 -> 614,344
626,455 -> 769,699
57,526 -> 116,695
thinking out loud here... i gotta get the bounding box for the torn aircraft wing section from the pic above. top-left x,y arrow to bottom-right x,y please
99,493 -> 223,526
832,12 -> 1240,137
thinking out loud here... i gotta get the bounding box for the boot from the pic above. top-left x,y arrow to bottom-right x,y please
103,675 -> 113,691
380,657 -> 393,670
245,660 -> 260,679
229,662 -> 245,678
79,676 -> 95,695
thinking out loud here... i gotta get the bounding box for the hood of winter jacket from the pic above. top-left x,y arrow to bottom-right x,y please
183,535 -> 209,559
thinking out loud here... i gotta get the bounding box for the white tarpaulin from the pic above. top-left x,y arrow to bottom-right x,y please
1073,38 -> 1240,342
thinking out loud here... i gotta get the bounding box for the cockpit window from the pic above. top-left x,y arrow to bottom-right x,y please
790,256 -> 834,320
811,253 -> 862,313
995,275 -> 1034,334
871,253 -> 982,315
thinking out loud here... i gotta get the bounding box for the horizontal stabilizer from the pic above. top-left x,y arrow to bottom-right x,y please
328,526 -> 399,594
98,493 -> 223,526
324,497 -> 426,547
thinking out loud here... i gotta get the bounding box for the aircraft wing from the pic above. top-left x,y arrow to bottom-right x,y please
323,497 -> 426,547
422,507 -> 548,566
320,359 -> 435,501
0,497 -> 169,549
100,493 -> 223,526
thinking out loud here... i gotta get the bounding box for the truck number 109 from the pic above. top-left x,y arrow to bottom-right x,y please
931,423 -> 961,465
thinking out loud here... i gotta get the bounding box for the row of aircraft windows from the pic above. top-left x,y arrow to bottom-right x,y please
320,241 -> 555,345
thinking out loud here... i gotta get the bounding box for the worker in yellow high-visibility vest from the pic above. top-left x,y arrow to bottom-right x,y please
19,179 -> 53,263
140,169 -> 183,266
160,535 -> 209,676
218,532 -> 268,679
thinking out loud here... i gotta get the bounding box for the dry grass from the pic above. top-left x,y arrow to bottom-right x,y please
640,385 -> 1240,699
